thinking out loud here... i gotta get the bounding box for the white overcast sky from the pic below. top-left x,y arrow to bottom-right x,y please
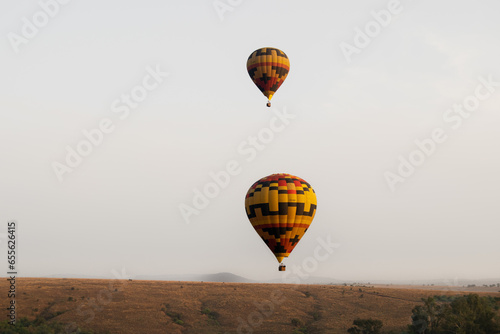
1,0 -> 499,282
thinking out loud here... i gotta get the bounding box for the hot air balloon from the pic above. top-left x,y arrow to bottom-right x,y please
244,173 -> 317,271
247,47 -> 290,107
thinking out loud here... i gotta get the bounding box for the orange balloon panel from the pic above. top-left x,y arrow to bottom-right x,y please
247,47 -> 290,102
244,173 -> 317,263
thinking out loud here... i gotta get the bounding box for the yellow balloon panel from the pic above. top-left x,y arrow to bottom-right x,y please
247,48 -> 290,100
245,173 -> 317,263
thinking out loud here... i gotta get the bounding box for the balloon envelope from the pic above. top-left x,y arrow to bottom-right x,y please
247,47 -> 290,103
244,173 -> 317,264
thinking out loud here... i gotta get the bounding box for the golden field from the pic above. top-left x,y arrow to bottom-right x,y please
1,278 -> 499,333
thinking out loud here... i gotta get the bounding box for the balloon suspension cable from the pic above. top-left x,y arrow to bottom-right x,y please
266,101 -> 271,107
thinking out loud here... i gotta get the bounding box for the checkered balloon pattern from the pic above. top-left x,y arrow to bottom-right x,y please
247,47 -> 290,102
245,173 -> 317,263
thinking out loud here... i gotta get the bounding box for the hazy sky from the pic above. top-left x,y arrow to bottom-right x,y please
1,0 -> 499,283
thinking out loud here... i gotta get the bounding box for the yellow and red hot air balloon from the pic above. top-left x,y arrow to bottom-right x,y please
244,173 -> 317,271
247,47 -> 290,107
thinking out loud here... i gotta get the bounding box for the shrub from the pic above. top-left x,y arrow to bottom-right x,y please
0,317 -> 95,333
407,294 -> 500,334
202,307 -> 220,325
161,303 -> 184,326
293,328 -> 308,334
311,312 -> 321,321
347,318 -> 383,334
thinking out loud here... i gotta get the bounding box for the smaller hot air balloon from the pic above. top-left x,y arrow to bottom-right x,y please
247,47 -> 290,107
244,173 -> 317,271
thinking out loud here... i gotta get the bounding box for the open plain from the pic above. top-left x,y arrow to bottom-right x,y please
1,278 -> 499,333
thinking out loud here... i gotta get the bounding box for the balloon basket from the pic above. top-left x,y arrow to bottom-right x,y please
278,264 -> 286,271
266,101 -> 271,107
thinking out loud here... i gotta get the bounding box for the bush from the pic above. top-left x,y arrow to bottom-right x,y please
161,304 -> 184,326
291,318 -> 303,327
407,294 -> 500,334
202,307 -> 220,326
311,312 -> 321,321
292,328 -> 308,334
0,317 -> 95,333
347,318 -> 383,334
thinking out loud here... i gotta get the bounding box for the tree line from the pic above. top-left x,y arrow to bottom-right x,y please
348,294 -> 500,334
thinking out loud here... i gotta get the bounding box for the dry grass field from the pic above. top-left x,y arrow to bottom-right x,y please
1,278 -> 499,333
